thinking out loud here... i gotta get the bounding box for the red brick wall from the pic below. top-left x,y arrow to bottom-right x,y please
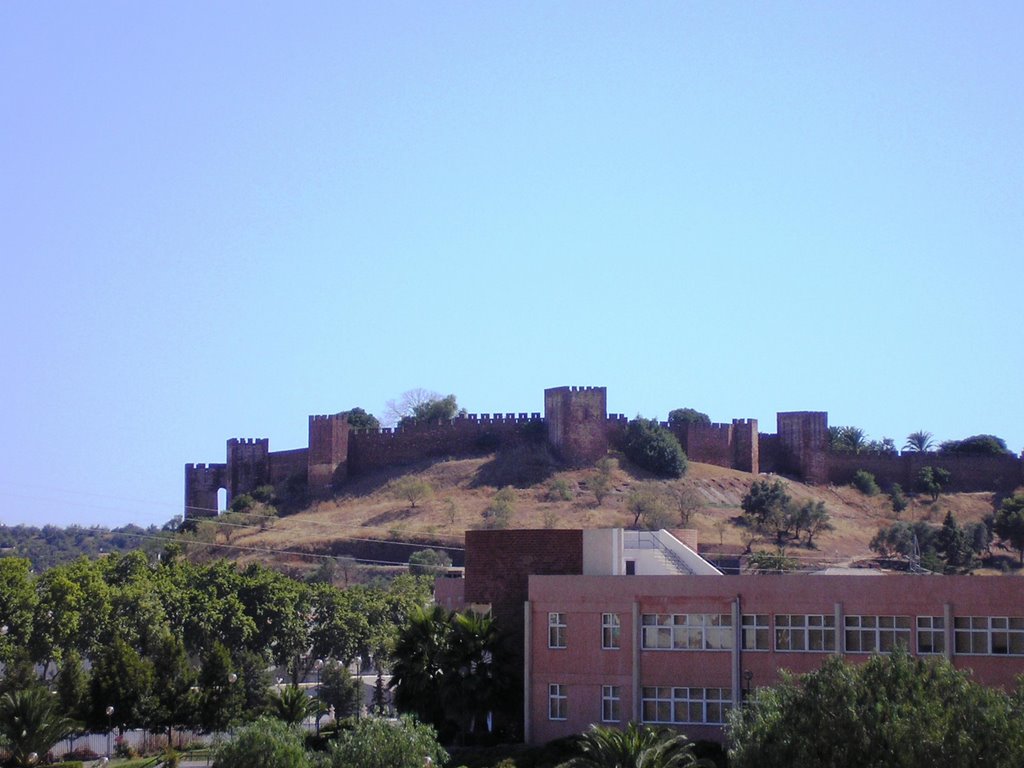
776,412 -> 829,483
545,387 -> 609,466
308,413 -> 350,491
347,414 -> 541,475
827,451 -> 1023,493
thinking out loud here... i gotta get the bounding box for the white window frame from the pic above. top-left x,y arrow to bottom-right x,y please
954,616 -> 1024,656
548,612 -> 567,649
845,615 -> 910,654
742,613 -> 769,651
601,684 -> 621,723
775,614 -> 835,652
916,615 -> 945,655
548,683 -> 567,720
640,613 -> 733,651
640,686 -> 732,725
602,612 -> 621,650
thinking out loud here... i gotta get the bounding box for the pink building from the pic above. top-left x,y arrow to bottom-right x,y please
455,528 -> 1024,745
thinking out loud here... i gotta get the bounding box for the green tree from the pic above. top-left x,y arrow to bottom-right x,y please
623,417 -> 687,478
727,649 -> 1024,768
441,610 -> 513,741
319,660 -> 361,720
939,434 -> 1013,456
557,721 -> 705,768
626,483 -> 674,530
197,641 -> 243,733
851,469 -> 880,496
408,548 -> 453,576
916,466 -> 951,501
54,650 -> 90,727
0,558 -> 37,665
148,631 -> 197,746
345,407 -> 380,431
994,493 -> 1024,564
87,636 -> 154,733
0,688 -> 77,768
829,426 -> 868,454
212,717 -> 310,768
389,604 -> 452,734
321,715 -> 448,768
889,483 -> 908,517
741,480 -> 793,546
482,486 -> 516,529
667,408 -> 711,429
391,477 -> 434,509
793,500 -> 833,548
267,685 -> 317,726
388,389 -> 463,428
938,511 -> 975,572
904,431 -> 935,452
747,549 -> 799,574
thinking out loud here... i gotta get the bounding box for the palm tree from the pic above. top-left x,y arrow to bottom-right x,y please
0,688 -> 78,768
267,685 -> 319,726
440,610 -> 513,741
904,431 -> 935,452
557,722 -> 708,768
389,604 -> 452,733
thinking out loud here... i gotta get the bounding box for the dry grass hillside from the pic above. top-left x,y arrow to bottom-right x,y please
202,448 -> 1014,576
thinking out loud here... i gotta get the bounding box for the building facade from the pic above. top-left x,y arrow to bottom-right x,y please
453,528 -> 1024,745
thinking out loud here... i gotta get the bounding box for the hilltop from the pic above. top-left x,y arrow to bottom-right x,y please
195,450 -> 1008,576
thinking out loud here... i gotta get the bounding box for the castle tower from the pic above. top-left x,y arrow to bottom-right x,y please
776,412 -> 828,484
544,386 -> 609,466
226,438 -> 271,501
184,463 -> 226,519
308,413 -> 351,493
732,418 -> 759,474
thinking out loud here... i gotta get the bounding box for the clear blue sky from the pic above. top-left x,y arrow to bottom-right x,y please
2,2 -> 1022,528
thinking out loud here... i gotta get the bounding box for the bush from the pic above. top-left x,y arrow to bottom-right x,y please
482,487 -> 516,529
545,478 -> 573,501
623,418 -> 687,478
320,715 -> 448,768
213,717 -> 309,768
851,470 -> 880,496
408,548 -> 453,576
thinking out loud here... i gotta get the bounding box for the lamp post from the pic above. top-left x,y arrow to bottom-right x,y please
743,670 -> 754,702
105,706 -> 114,760
314,659 -> 324,736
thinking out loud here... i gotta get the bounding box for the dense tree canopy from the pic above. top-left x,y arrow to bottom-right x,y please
623,418 -> 687,478
667,408 -> 710,429
939,434 -> 1013,456
728,649 -> 1024,768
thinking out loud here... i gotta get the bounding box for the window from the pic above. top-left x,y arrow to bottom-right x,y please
641,686 -> 732,725
845,615 -> 910,653
548,684 -> 567,720
954,616 -> 1024,655
775,614 -> 835,652
601,685 -> 621,722
640,613 -> 733,651
548,612 -> 567,649
625,560 -> 636,575
602,613 -> 621,650
917,616 -> 945,655
742,614 -> 769,651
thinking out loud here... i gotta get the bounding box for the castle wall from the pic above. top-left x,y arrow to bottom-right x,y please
545,386 -> 609,466
268,448 -> 308,485
184,462 -> 227,518
758,433 -> 784,473
827,451 -> 1023,493
308,413 -> 350,492
226,438 -> 270,503
348,413 -> 542,476
777,412 -> 829,483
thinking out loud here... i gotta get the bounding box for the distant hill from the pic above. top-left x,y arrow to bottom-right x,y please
0,522 -> 173,570
178,448 -> 1013,575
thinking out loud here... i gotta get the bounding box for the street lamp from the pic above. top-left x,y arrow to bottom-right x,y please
314,659 -> 324,736
105,706 -> 114,759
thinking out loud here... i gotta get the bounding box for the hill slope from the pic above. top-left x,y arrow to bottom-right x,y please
204,451 -> 1008,574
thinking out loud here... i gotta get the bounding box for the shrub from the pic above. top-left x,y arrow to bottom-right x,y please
545,478 -> 574,501
213,717 -> 309,768
852,470 -> 880,496
321,715 -> 448,768
623,418 -> 687,478
889,483 -> 908,517
482,487 -> 516,529
390,477 -> 433,508
408,548 -> 453,576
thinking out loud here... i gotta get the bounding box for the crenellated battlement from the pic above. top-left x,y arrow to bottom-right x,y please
184,386 -> 1024,518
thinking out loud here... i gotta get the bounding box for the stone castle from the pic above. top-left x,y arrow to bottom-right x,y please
184,385 -> 1023,518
